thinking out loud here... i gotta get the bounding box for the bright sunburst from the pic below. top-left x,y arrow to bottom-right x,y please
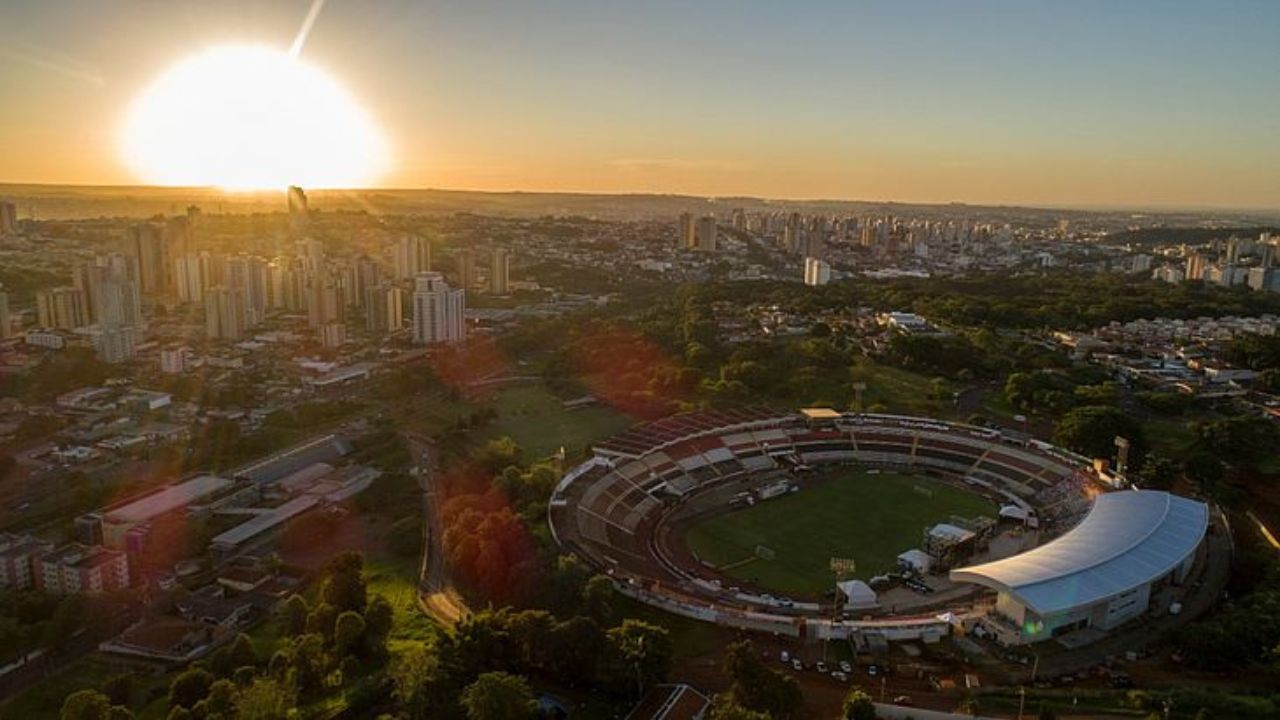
120,45 -> 389,190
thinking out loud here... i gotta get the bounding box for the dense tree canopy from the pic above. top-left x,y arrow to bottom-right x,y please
460,672 -> 537,720
1053,405 -> 1146,467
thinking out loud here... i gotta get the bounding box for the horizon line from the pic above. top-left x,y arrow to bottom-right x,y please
0,180 -> 1276,217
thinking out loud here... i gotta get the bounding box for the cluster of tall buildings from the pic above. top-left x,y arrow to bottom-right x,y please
677,209 -> 1023,270
677,213 -> 718,252
1156,233 -> 1280,293
29,250 -> 150,363
4,190 -> 533,355
191,233 -> 483,347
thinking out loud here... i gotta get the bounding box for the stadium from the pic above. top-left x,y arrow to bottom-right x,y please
549,408 -> 1212,647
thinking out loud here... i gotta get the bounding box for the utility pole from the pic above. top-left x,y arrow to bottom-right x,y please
852,382 -> 867,411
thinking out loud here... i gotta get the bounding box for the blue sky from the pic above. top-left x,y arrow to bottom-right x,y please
2,0 -> 1277,206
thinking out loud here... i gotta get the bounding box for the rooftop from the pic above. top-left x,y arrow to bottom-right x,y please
210,496 -> 319,550
951,490 -> 1208,616
104,475 -> 232,524
800,407 -> 842,421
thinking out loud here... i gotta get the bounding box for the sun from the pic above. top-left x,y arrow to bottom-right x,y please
120,45 -> 389,191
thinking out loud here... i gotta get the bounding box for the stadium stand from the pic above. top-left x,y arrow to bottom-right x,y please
550,410 -> 1108,637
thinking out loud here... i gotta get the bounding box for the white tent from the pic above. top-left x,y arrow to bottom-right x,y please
1000,504 -> 1039,528
897,548 -> 934,574
836,580 -> 879,609
927,523 -> 976,544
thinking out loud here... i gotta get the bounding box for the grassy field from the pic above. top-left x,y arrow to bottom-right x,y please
852,361 -> 953,416
479,383 -> 632,461
684,470 -> 996,596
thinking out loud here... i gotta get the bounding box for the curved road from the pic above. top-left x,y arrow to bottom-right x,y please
404,431 -> 470,624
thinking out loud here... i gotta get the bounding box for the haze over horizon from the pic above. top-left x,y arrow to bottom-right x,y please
2,1 -> 1278,208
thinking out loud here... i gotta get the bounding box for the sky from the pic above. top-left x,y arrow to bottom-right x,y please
1,0 -> 1278,208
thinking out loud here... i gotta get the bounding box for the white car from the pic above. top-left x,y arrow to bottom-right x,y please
816,661 -> 828,674
780,650 -> 790,664
831,671 -> 849,682
791,659 -> 803,671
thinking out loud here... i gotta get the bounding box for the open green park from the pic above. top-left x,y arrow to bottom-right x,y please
478,382 -> 633,461
684,469 -> 997,597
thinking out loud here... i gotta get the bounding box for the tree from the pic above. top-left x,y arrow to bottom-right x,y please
545,554 -> 591,612
441,497 -> 542,604
506,609 -> 555,672
235,678 -> 296,720
192,679 -> 237,719
842,688 -> 876,720
280,594 -> 309,636
1053,405 -> 1144,465
392,644 -> 454,720
707,694 -> 771,720
1184,451 -> 1225,493
721,640 -> 801,717
605,619 -> 673,697
333,610 -> 367,659
460,672 -> 537,720
477,437 -> 523,474
1198,415 -> 1280,469
100,674 -> 134,707
579,574 -> 615,623
363,595 -> 394,655
168,667 -> 215,710
545,615 -> 604,682
284,633 -> 328,697
321,552 -> 367,613
223,633 -> 258,672
305,602 -> 337,640
1139,454 -> 1180,491
42,594 -> 85,648
61,690 -> 114,720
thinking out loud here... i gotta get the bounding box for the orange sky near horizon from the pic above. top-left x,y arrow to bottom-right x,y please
1,1 -> 1278,209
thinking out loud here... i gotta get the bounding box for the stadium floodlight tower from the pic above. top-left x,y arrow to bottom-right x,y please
827,556 -> 857,663
1114,436 -> 1131,481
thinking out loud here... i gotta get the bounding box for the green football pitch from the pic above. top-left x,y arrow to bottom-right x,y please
683,469 -> 996,597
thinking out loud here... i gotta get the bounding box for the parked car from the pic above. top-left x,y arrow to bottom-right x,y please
839,660 -> 852,673
780,650 -> 790,664
831,671 -> 849,682
816,661 -> 828,674
792,659 -> 803,672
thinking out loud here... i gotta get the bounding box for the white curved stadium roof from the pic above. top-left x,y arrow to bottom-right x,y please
951,490 -> 1208,616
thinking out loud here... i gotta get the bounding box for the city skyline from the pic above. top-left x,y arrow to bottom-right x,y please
0,1 -> 1277,208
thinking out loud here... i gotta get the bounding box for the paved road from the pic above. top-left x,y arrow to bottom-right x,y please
404,431 -> 470,625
